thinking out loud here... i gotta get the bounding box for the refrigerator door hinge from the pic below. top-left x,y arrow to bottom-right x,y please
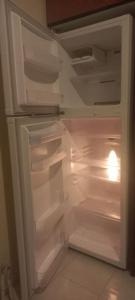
58,110 -> 65,115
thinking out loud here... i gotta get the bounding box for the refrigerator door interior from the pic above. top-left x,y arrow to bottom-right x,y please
9,117 -> 67,294
1,1 -> 62,114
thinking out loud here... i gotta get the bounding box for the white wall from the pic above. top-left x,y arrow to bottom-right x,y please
11,0 -> 47,25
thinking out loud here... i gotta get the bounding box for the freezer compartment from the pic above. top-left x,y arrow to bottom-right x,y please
60,24 -> 122,109
35,220 -> 64,287
70,51 -> 121,106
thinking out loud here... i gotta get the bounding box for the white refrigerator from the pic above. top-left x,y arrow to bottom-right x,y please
0,0 -> 133,299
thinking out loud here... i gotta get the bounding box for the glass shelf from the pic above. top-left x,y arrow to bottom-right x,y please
75,197 -> 120,221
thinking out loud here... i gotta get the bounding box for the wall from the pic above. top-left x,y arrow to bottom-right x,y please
11,0 -> 47,26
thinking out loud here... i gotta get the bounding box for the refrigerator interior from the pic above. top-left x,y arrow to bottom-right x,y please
27,117 -> 121,289
8,11 -> 122,111
59,24 -> 121,109
63,118 -> 121,264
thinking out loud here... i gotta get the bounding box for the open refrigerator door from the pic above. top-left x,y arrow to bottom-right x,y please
7,117 -> 69,296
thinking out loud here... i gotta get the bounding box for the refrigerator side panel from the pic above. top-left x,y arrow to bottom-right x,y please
120,15 -> 134,268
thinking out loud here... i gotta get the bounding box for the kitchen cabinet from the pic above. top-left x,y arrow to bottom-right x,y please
46,0 -> 129,25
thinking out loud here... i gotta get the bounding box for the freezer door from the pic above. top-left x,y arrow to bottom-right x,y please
0,1 -> 62,114
8,117 -> 67,297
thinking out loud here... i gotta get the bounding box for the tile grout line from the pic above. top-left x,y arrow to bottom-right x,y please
61,273 -> 99,298
98,269 -> 116,298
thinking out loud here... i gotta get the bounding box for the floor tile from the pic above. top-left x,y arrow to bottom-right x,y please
100,269 -> 135,300
34,275 -> 98,300
60,250 -> 115,295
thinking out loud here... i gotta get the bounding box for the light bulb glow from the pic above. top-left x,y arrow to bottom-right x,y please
107,150 -> 119,182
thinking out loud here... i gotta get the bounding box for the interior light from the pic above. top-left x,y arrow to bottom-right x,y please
107,150 -> 119,182
71,162 -> 75,171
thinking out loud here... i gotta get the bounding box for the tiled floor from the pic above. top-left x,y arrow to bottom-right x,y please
34,249 -> 135,300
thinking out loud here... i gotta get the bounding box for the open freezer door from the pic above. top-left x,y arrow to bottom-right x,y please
0,0 -> 62,114
8,116 -> 67,297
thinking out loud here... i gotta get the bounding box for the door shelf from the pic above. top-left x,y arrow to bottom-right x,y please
31,138 -> 63,163
30,122 -> 64,145
36,243 -> 63,285
26,88 -> 63,107
24,45 -> 61,83
35,203 -> 64,244
32,151 -> 66,172
35,220 -> 64,286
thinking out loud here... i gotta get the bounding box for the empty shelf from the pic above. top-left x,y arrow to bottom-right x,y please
76,198 -> 120,221
71,47 -> 106,76
71,69 -> 120,84
32,151 -> 66,172
69,227 -> 120,263
35,203 -> 64,243
71,70 -> 120,106
26,89 -> 62,106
